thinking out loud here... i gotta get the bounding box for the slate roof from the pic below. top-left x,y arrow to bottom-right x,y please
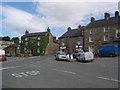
22,32 -> 48,38
59,28 -> 83,38
86,16 -> 120,29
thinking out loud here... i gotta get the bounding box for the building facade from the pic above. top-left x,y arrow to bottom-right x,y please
0,40 -> 14,49
84,11 -> 120,54
5,44 -> 20,56
21,28 -> 59,56
59,26 -> 84,53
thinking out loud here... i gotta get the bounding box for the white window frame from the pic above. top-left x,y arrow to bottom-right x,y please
38,37 -> 41,40
104,35 -> 109,41
25,38 -> 28,41
88,46 -> 94,52
104,26 -> 109,32
37,41 -> 40,46
37,48 -> 40,53
25,42 -> 28,45
89,29 -> 93,34
24,48 -> 26,51
116,29 -> 120,38
89,36 -> 94,42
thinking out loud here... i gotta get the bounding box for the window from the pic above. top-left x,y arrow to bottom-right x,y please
37,41 -> 40,46
104,26 -> 109,32
116,29 -> 120,38
37,48 -> 40,53
89,29 -> 93,34
38,37 -> 40,40
88,46 -> 94,52
89,36 -> 94,42
25,42 -> 28,45
25,38 -> 28,41
24,48 -> 26,51
104,35 -> 109,41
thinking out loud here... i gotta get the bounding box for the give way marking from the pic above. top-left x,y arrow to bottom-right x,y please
11,70 -> 40,78
96,76 -> 120,83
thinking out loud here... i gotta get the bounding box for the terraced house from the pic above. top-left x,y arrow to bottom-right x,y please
21,27 -> 59,56
59,25 -> 84,53
84,11 -> 120,53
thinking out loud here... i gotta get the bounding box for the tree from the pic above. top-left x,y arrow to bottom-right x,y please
2,36 -> 10,41
11,37 -> 19,43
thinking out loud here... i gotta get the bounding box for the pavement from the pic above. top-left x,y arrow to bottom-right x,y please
0,55 -> 119,88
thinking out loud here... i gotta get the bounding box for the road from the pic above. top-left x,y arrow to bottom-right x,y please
0,55 -> 119,88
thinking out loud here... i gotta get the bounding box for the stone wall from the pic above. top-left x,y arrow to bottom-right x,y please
45,33 -> 59,55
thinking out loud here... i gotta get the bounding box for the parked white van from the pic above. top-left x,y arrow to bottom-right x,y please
76,52 -> 94,62
0,49 -> 6,61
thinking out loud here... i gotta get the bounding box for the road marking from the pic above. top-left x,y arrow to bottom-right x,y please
52,69 -> 76,75
61,70 -> 76,74
96,76 -> 120,83
29,64 -> 41,67
0,64 -> 41,71
2,58 -> 25,63
0,65 -> 29,70
11,70 -> 40,78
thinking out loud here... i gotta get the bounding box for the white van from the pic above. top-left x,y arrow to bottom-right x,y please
76,52 -> 94,62
0,50 -> 5,55
0,49 -> 6,61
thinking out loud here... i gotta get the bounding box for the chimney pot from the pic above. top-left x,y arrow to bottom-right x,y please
68,27 -> 71,31
104,12 -> 110,20
115,11 -> 119,17
47,27 -> 50,32
91,17 -> 95,22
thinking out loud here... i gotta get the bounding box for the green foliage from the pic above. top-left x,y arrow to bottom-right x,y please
11,37 -> 19,43
2,36 -> 10,41
21,34 -> 49,56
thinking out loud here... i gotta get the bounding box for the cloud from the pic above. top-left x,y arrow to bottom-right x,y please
36,2 -> 118,28
2,5 -> 47,37
1,2 -> 118,38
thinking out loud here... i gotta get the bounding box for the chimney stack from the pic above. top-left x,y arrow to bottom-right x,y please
47,27 -> 50,33
104,12 -> 110,20
25,30 -> 29,34
78,25 -> 81,30
67,27 -> 71,31
91,17 -> 95,22
115,11 -> 119,17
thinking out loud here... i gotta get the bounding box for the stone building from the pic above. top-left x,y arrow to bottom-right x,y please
84,11 -> 120,53
5,44 -> 20,56
21,27 -> 59,56
59,25 -> 84,53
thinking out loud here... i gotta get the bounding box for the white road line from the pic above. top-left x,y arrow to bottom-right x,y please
52,69 -> 76,74
0,64 -> 41,71
2,59 -> 25,63
97,76 -> 120,83
29,64 -> 41,67
61,70 -> 76,74
0,64 -> 29,71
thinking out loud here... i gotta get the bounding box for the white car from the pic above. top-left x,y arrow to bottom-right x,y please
76,52 -> 94,62
55,51 -> 68,61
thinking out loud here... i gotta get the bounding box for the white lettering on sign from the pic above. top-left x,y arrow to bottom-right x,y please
11,71 -> 40,78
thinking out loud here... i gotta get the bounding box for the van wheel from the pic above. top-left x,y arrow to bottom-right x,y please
109,53 -> 114,57
91,59 -> 94,62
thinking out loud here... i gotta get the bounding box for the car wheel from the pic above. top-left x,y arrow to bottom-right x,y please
66,59 -> 68,62
82,58 -> 86,63
76,58 -> 78,62
56,58 -> 59,61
